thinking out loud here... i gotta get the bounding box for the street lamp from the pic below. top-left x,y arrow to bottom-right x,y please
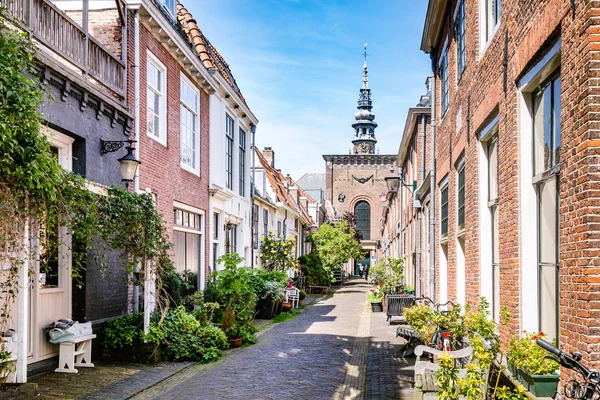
101,139 -> 141,185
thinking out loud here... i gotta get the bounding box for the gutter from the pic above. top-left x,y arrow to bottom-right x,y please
429,74 -> 436,300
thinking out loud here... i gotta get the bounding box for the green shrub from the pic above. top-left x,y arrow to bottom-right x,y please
103,313 -> 143,349
196,325 -> 228,350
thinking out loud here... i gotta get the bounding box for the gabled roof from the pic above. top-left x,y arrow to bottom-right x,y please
176,1 -> 248,106
255,148 -> 315,227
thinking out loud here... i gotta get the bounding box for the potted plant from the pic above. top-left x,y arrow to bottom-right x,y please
510,331 -> 559,397
282,302 -> 292,312
220,303 -> 242,347
367,287 -> 384,312
226,325 -> 242,348
298,290 -> 306,306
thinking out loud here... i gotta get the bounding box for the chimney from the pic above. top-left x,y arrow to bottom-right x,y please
263,147 -> 275,168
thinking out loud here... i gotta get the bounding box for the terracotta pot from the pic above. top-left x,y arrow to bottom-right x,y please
229,338 -> 242,348
282,302 -> 292,312
299,299 -> 303,306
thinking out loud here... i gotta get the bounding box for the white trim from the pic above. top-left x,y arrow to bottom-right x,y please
146,51 -> 167,147
179,73 -> 201,175
478,115 -> 500,141
518,39 -> 561,91
41,126 -> 74,171
478,0 -> 502,58
173,201 -> 205,216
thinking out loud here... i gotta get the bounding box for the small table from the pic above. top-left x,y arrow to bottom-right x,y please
55,334 -> 96,373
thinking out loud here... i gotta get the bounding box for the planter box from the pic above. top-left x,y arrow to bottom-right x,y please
274,302 -> 283,316
103,342 -> 162,363
371,302 -> 383,312
507,362 -> 520,379
518,369 -> 559,397
255,299 -> 275,320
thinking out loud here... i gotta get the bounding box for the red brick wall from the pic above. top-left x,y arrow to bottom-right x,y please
426,0 -> 600,370
126,13 -> 211,284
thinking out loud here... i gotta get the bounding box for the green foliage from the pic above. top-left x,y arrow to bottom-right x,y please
103,313 -> 144,349
196,325 -> 228,350
221,303 -> 236,337
436,353 -> 460,400
507,332 -> 559,375
495,385 -> 527,400
248,269 -> 287,302
273,309 -> 301,323
366,287 -> 384,303
368,258 -> 404,293
298,290 -> 306,300
259,233 -> 296,272
312,221 -> 361,271
404,304 -> 436,342
298,244 -> 332,286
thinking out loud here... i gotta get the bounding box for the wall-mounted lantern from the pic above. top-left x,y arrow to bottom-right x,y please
101,139 -> 140,186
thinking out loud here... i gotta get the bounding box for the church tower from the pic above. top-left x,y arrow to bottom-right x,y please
352,44 -> 378,155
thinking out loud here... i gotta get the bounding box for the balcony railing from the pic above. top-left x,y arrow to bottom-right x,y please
1,0 -> 126,98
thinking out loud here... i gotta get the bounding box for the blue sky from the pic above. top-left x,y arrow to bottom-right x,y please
187,0 -> 431,180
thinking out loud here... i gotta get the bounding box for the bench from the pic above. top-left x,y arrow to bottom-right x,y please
55,334 -> 96,373
333,270 -> 343,286
386,294 -> 416,324
395,326 -> 422,358
414,345 -> 474,400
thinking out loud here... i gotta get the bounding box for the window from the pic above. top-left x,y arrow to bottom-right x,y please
482,0 -> 501,45
441,184 -> 449,237
252,204 -> 259,249
283,221 -> 287,238
180,76 -> 200,173
457,163 -> 465,228
455,0 -> 466,77
213,213 -> 219,240
355,201 -> 371,240
225,115 -> 234,189
277,221 -> 282,236
488,136 -> 500,322
440,47 -> 449,115
173,209 -> 203,291
147,53 -> 167,145
533,73 -> 561,340
239,128 -> 246,196
263,209 -> 269,237
161,0 -> 175,16
225,224 -> 237,254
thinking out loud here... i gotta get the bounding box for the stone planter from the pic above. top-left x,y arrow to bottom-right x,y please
103,342 -> 162,363
370,302 -> 383,312
518,369 -> 559,397
255,299 -> 275,319
274,302 -> 283,316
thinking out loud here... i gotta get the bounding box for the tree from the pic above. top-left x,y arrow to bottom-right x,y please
312,220 -> 362,272
341,212 -> 363,241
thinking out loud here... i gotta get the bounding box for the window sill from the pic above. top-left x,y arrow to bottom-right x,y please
39,287 -> 65,294
440,235 -> 449,245
147,132 -> 167,148
479,22 -> 501,60
457,226 -> 466,238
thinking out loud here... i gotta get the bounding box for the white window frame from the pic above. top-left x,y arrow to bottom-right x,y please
179,73 -> 200,175
161,0 -> 176,16
479,0 -> 502,57
454,0 -> 466,80
518,39 -> 561,339
173,202 -> 205,290
439,40 -> 449,117
147,51 -> 167,146
225,114 -> 234,190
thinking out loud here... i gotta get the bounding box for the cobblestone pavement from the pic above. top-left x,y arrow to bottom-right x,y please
135,279 -> 415,400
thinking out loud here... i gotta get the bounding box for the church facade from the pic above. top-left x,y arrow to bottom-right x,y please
323,50 -> 396,273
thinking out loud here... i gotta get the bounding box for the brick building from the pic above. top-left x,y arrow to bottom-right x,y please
324,50 -> 396,274
416,0 -> 600,371
382,84 -> 432,298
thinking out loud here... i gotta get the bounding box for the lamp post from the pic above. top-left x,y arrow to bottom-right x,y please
101,139 -> 141,187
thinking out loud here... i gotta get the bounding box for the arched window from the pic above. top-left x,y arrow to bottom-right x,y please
354,201 -> 371,240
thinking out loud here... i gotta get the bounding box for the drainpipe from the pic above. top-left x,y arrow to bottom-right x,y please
429,75 -> 437,301
416,113 -> 426,298
250,124 -> 256,267
132,7 -> 140,313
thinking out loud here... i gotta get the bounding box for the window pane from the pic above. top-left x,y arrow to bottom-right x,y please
494,0 -> 502,25
355,201 -> 371,240
539,264 -> 557,340
214,213 -> 219,239
173,231 -> 186,274
533,89 -> 547,175
553,77 -> 561,165
488,139 -> 498,201
539,176 -> 557,263
492,206 -> 499,263
458,167 -> 465,227
441,186 -> 448,236
185,233 -> 200,291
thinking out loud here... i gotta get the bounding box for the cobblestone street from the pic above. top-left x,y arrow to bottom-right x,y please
131,279 -> 414,400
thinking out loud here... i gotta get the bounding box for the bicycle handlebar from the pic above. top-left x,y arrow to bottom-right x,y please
536,339 -> 592,378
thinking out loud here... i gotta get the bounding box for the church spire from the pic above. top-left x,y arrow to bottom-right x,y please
352,43 -> 378,155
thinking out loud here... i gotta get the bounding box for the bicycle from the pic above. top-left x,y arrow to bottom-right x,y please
537,339 -> 600,399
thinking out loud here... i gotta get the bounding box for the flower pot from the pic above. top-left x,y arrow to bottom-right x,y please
282,302 -> 292,312
371,302 -> 383,312
256,299 -> 276,319
229,338 -> 242,348
518,369 -> 559,397
298,299 -> 303,306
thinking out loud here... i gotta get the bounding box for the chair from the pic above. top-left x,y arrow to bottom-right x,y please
386,294 -> 416,324
285,287 -> 300,308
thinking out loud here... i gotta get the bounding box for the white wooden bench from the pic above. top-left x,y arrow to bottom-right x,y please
55,334 -> 96,373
